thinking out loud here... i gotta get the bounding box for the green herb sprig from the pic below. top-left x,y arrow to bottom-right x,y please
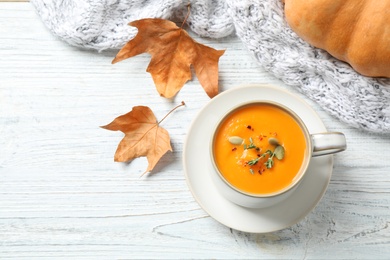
228,134 -> 285,174
245,137 -> 285,172
244,137 -> 259,150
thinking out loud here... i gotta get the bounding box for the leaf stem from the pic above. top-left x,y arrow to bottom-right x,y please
181,2 -> 191,29
158,101 -> 186,125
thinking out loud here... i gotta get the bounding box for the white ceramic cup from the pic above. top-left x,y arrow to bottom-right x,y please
210,101 -> 346,209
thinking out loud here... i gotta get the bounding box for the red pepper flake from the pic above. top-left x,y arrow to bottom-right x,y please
247,125 -> 252,130
232,147 -> 237,151
258,170 -> 262,175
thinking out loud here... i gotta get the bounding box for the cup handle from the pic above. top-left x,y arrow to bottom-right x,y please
311,132 -> 347,157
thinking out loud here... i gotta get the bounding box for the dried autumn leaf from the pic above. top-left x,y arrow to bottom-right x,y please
112,18 -> 225,98
101,105 -> 172,174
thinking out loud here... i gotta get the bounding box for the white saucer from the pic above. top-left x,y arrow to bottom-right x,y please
183,84 -> 333,233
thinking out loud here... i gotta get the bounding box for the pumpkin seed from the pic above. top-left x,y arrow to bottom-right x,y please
228,136 -> 244,145
268,137 -> 280,146
274,145 -> 285,160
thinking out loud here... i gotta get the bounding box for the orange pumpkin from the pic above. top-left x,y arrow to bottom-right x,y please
283,0 -> 390,78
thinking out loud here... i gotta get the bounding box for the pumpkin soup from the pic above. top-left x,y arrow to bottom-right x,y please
212,102 -> 308,195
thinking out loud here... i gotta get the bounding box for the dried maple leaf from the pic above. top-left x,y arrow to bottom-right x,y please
112,18 -> 225,98
101,102 -> 185,174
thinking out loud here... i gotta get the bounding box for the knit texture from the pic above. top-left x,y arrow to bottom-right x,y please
31,0 -> 390,133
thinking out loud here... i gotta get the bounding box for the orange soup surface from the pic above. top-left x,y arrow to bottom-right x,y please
213,103 -> 307,195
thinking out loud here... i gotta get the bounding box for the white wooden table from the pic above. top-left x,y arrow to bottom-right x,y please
1,3 -> 390,259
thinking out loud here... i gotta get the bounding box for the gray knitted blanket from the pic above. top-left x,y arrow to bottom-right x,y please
31,0 -> 390,133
